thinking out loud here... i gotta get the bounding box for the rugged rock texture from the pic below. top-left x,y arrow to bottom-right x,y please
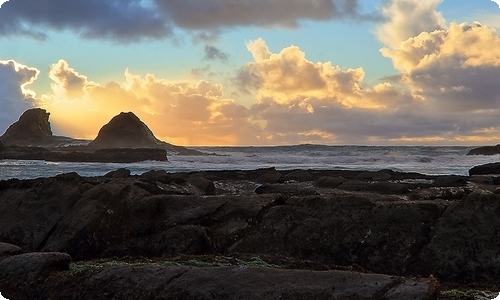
0,258 -> 437,300
467,144 -> 500,155
0,168 -> 499,299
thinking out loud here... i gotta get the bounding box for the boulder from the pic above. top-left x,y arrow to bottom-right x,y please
355,171 -> 392,181
187,175 -> 216,195
104,168 -> 131,178
0,242 -> 23,258
432,175 -> 468,187
140,169 -> 169,180
467,144 -> 500,155
469,162 -> 500,175
283,170 -> 313,181
257,170 -> 284,184
314,176 -> 347,188
337,180 -> 409,194
417,193 -> 500,283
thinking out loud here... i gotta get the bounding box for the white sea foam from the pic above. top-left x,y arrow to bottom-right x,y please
0,145 -> 499,180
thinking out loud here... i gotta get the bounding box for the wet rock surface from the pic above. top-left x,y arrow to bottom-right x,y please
0,167 -> 499,299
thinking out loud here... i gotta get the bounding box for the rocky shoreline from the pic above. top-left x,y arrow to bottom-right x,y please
1,167 -> 500,299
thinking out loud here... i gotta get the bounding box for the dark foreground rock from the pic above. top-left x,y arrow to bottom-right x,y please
469,162 -> 500,175
0,254 -> 437,300
0,168 -> 499,299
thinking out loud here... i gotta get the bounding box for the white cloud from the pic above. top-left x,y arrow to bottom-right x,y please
376,0 -> 446,48
0,59 -> 39,134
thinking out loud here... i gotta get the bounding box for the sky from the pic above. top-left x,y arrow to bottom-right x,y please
0,0 -> 500,146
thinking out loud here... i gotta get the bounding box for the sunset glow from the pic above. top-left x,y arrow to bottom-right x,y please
1,0 -> 500,146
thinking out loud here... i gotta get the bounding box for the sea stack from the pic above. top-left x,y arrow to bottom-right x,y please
88,112 -> 164,149
0,108 -> 53,146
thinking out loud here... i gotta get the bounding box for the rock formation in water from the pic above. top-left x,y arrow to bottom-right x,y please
467,144 -> 500,155
88,112 -> 164,149
1,108 -> 55,146
89,111 -> 206,155
0,109 -> 207,161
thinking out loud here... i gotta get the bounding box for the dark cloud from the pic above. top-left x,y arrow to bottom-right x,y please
0,0 -> 378,42
0,0 -> 171,42
203,45 -> 229,62
156,0 -> 377,30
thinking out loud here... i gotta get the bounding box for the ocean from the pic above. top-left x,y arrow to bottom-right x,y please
1,145 -> 499,180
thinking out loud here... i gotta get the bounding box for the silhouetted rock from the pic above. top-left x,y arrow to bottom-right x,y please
0,109 -> 209,161
104,168 -> 131,178
467,144 -> 500,155
1,108 -> 52,146
89,112 -> 165,149
469,162 -> 500,175
87,111 -> 207,155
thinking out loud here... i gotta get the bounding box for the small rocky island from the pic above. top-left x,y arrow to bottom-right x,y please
0,108 -> 206,163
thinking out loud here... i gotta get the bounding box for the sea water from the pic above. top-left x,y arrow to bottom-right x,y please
1,145 -> 500,180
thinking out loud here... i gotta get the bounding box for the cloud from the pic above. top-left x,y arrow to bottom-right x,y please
376,0 -> 446,48
36,60 -> 261,145
0,0 -> 378,42
0,0 -> 171,42
203,45 -> 229,62
156,0 -> 377,31
236,38 -> 400,109
381,22 -> 500,111
0,59 -> 39,134
47,60 -> 98,99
